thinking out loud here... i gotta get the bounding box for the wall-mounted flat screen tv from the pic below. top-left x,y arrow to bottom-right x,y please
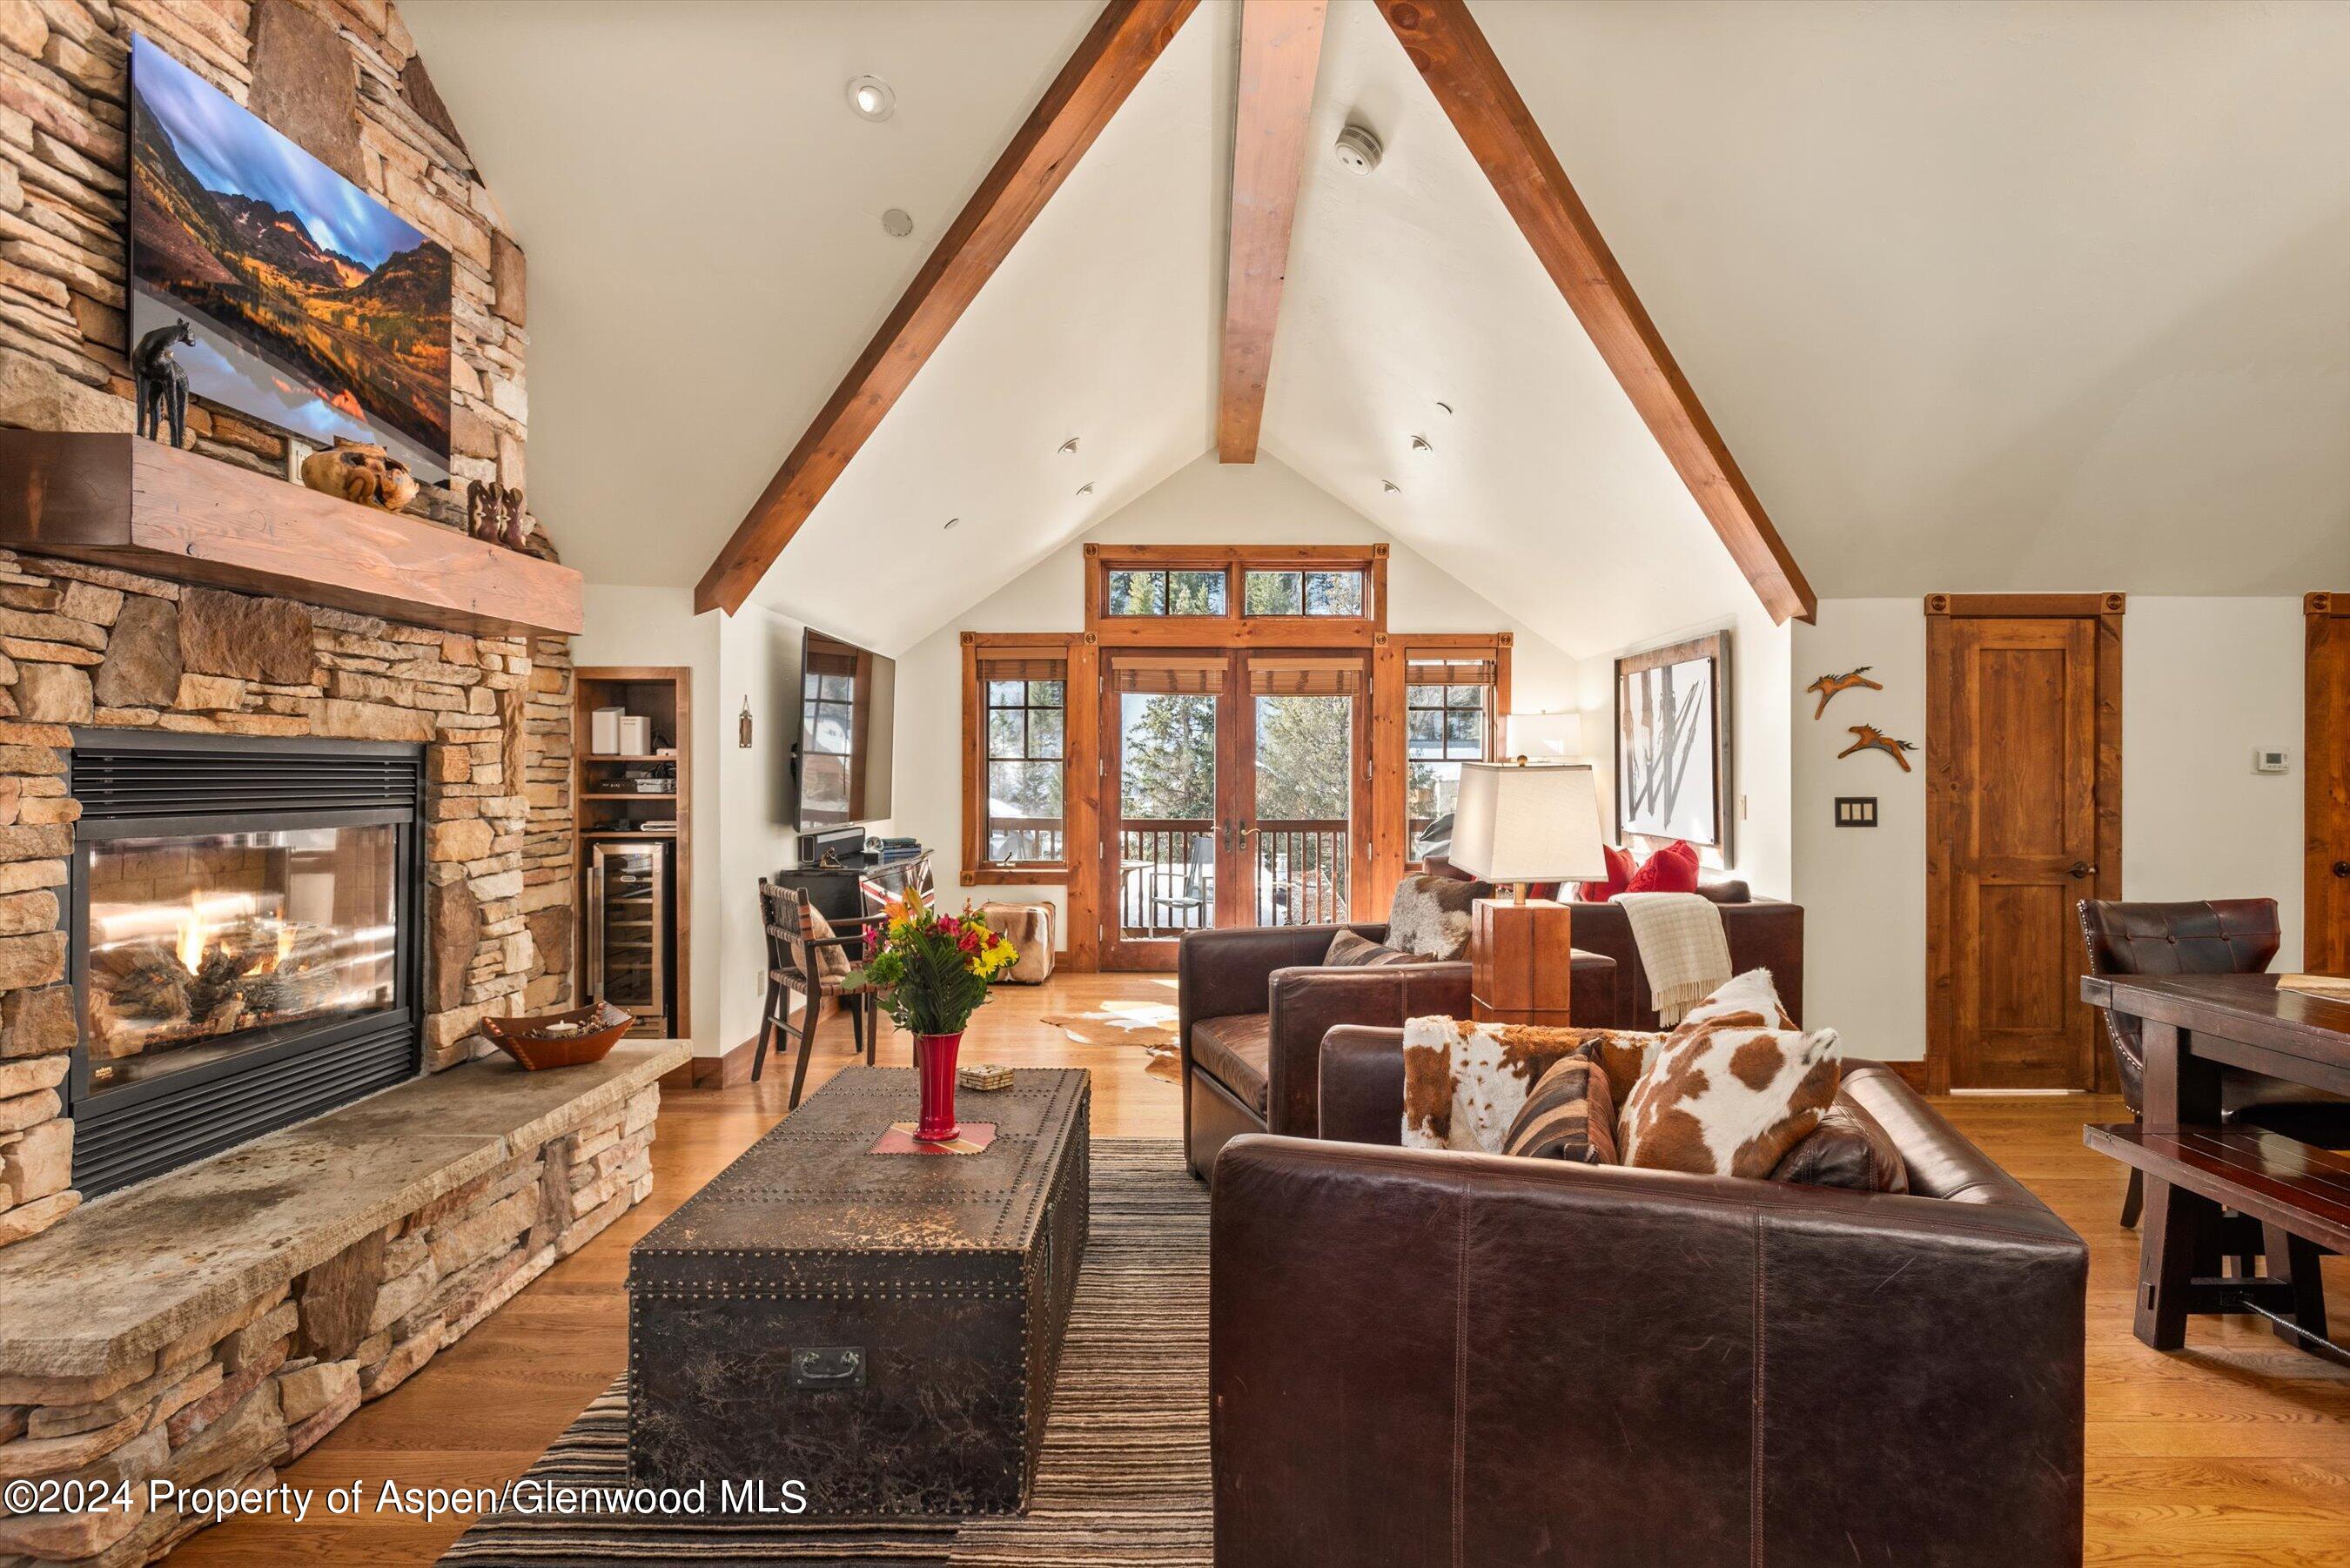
796,630 -> 896,833
128,34 -> 453,479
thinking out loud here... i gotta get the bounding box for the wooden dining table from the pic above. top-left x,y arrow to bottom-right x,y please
2081,972 -> 2350,1359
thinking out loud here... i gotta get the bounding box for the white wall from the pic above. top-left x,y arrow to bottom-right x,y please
2121,598 -> 2306,966
1789,599 -> 1929,1060
890,452 -> 1585,935
1790,595 -> 2306,1063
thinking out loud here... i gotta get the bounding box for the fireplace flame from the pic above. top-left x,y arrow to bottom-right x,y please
175,900 -> 209,975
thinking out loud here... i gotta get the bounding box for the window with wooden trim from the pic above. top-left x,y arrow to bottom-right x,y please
963,636 -> 1076,881
1105,567 -> 1227,617
1244,567 -> 1364,617
1085,544 -> 1387,644
1401,646 -> 1504,851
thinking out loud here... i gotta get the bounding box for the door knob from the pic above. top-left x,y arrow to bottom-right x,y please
2068,861 -> 2097,880
2336,861 -> 2350,878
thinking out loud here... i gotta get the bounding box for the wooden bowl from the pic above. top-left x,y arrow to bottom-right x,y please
483,1002 -> 633,1071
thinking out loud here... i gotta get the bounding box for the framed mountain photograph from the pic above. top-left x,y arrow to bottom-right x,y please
128,33 -> 452,478
1615,631 -> 1730,854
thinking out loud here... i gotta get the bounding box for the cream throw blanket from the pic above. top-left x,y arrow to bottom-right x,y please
1615,891 -> 1734,1026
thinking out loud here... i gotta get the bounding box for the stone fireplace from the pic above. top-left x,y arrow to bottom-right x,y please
68,733 -> 427,1196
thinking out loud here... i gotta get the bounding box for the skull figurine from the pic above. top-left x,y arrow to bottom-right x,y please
299,439 -> 420,512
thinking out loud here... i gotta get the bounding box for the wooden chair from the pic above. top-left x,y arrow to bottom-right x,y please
757,879 -> 883,1109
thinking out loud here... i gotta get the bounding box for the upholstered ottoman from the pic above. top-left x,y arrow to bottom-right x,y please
981,901 -> 1056,983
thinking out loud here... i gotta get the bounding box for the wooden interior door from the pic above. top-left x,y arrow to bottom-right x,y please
1926,596 -> 2122,1091
2311,593 -> 2350,975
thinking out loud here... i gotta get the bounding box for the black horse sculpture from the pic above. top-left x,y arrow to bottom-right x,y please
132,319 -> 193,449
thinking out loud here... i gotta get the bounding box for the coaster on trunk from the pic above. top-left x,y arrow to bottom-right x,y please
958,1062 -> 1015,1091
869,1121 -> 997,1156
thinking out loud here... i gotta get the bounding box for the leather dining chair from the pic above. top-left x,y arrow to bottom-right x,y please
2078,897 -> 2350,1228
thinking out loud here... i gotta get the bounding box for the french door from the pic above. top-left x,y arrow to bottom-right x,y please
1099,650 -> 1369,970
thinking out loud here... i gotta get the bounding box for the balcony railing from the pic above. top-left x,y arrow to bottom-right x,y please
1113,818 -> 1349,935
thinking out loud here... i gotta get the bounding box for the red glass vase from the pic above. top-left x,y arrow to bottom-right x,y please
912,1031 -> 964,1142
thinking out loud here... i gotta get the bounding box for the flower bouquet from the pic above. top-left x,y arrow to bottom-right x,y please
847,888 -> 1018,1142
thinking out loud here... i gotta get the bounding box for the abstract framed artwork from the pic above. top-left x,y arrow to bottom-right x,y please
1614,631 -> 1730,854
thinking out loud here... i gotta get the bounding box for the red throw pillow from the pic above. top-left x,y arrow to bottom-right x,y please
1579,843 -> 1637,902
1625,839 -> 1701,895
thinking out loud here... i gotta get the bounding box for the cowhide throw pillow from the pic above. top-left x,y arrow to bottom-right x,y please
1501,1053 -> 1620,1165
1325,929 -> 1427,968
1618,983 -> 1840,1179
1682,967 -> 1795,1029
1386,873 -> 1491,960
1402,1019 -> 1662,1153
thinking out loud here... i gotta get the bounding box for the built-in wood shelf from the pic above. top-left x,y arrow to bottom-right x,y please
0,432 -> 583,637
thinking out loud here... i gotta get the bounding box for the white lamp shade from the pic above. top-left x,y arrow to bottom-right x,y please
1448,761 -> 1608,885
1504,710 -> 1584,761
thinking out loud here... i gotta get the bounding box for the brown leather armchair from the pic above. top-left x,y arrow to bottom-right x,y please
1216,1052 -> 2087,1567
2078,898 -> 2350,1225
1174,922 -> 1615,1178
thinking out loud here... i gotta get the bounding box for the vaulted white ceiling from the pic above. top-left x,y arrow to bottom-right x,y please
406,0 -> 2350,656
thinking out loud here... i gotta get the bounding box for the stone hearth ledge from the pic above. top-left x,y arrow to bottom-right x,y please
0,1042 -> 686,1380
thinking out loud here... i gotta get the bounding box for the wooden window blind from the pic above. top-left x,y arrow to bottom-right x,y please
1247,657 -> 1363,696
1110,655 -> 1227,694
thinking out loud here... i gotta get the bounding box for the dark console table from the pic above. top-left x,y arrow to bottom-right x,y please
769,849 -> 933,925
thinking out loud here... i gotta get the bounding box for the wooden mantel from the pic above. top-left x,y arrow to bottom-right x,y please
0,432 -> 583,638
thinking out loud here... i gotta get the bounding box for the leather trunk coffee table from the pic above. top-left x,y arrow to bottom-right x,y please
628,1066 -> 1090,1517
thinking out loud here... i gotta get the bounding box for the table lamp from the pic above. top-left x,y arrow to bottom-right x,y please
1449,761 -> 1608,1026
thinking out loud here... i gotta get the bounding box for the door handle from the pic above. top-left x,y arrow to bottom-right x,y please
2068,861 -> 2097,880
2336,861 -> 2350,879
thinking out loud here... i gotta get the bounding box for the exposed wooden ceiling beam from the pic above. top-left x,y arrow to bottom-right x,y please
695,0 -> 1203,615
1377,0 -> 1816,625
1218,0 -> 1328,464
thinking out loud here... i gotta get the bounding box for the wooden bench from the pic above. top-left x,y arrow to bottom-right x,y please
2085,1120 -> 2338,1353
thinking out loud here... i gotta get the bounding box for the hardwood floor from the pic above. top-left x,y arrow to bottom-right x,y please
173,972 -> 2350,1566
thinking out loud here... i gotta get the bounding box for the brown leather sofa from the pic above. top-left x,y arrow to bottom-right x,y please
1427,861 -> 1806,1029
1175,922 -> 1614,1178
1215,1042 -> 2088,1567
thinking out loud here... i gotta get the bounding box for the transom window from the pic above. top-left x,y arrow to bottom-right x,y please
1106,568 -> 1227,617
1244,568 -> 1363,617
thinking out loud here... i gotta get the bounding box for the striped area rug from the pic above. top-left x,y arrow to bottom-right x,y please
438,1139 -> 1210,1566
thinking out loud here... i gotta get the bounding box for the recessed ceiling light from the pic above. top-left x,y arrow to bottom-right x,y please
882,208 -> 914,238
943,516 -> 960,531
1382,480 -> 1401,494
1058,437 -> 1080,454
1334,124 -> 1382,173
1076,482 -> 1095,497
848,75 -> 895,121
1410,434 -> 1433,452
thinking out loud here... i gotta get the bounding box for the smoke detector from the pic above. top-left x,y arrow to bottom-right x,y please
1334,124 -> 1383,173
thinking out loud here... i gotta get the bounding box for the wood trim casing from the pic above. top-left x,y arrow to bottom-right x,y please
1373,0 -> 1815,627
1085,542 -> 1387,646
2306,593 -> 2350,976
572,666 -> 692,1041
961,632 -> 1088,886
1218,0 -> 1328,463
692,0 -> 1202,615
1923,595 -> 2121,1095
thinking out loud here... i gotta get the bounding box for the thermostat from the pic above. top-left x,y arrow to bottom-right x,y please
2254,747 -> 2291,774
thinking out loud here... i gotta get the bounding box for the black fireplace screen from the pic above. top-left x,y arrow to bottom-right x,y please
69,732 -> 425,1196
